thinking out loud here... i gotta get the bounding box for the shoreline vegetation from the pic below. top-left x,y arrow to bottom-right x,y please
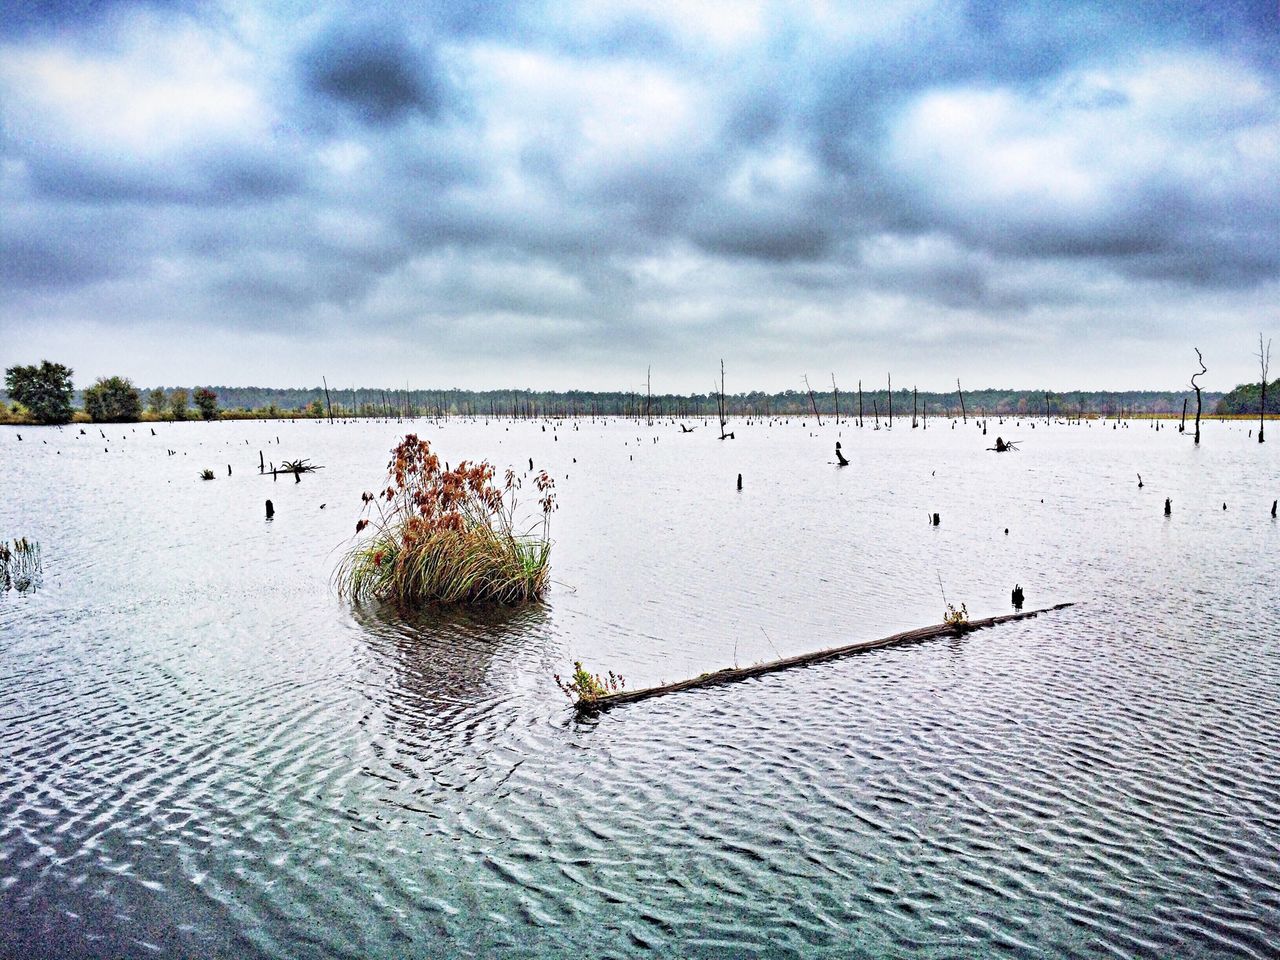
4,353 -> 1278,426
3,406 -> 1276,428
9,389 -> 1280,426
335,435 -> 556,606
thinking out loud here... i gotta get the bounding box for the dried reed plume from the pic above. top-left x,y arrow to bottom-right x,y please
336,435 -> 555,605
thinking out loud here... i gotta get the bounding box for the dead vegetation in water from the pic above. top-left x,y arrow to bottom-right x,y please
1,538 -> 41,593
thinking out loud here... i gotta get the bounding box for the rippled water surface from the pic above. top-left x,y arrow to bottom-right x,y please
2,415 -> 1278,958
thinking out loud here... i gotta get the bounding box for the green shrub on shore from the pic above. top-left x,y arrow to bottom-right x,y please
83,376 -> 142,422
336,435 -> 556,606
193,388 -> 219,421
4,361 -> 74,424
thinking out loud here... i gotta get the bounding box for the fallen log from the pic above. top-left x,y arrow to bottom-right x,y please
576,602 -> 1075,714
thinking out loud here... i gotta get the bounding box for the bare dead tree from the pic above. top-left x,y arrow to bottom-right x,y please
912,386 -> 918,428
957,378 -> 967,423
887,373 -> 893,427
1191,347 -> 1206,445
831,373 -> 841,424
857,379 -> 863,427
803,374 -> 823,426
717,359 -> 733,440
1259,334 -> 1272,444
646,366 -> 652,426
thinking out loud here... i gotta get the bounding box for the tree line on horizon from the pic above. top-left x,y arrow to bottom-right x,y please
11,357 -> 1280,426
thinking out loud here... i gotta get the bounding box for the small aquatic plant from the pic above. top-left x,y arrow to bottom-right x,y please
555,661 -> 625,705
279,458 -> 321,474
199,468 -> 215,480
944,601 -> 969,628
336,434 -> 555,605
0,538 -> 42,593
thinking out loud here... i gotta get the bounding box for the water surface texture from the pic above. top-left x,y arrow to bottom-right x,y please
2,416 -> 1278,958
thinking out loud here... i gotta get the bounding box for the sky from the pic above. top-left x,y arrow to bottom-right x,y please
1,0 -> 1277,393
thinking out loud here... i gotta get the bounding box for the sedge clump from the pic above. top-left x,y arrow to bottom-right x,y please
336,434 -> 556,606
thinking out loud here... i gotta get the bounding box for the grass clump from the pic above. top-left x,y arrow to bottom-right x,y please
1,538 -> 41,593
336,434 -> 556,606
943,601 -> 969,628
555,661 -> 625,705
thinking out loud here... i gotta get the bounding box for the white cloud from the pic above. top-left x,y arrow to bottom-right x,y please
887,51 -> 1280,235
0,17 -> 271,158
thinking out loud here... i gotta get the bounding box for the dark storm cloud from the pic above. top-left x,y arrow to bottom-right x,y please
1,0 -> 1278,389
300,27 -> 449,126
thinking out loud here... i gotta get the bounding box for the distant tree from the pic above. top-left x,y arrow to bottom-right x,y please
83,376 -> 142,422
308,398 -> 325,418
148,388 -> 166,416
193,387 -> 219,421
169,388 -> 189,421
4,360 -> 74,424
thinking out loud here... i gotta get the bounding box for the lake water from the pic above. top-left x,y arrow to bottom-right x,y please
2,415 -> 1278,958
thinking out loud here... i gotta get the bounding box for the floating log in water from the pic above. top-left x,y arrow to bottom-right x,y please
577,603 -> 1075,714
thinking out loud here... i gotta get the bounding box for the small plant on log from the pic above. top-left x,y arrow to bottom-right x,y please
336,434 -> 555,605
555,661 -> 625,705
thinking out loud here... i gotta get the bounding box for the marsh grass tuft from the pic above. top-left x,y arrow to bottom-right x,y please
1,538 -> 42,593
336,434 -> 556,606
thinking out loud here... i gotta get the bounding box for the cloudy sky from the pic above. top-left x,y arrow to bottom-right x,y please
1,1 -> 1276,392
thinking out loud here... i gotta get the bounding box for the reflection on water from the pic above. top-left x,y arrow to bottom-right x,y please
1,415 -> 1278,958
354,599 -> 551,717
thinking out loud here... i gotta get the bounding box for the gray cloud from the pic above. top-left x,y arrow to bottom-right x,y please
300,27 -> 448,126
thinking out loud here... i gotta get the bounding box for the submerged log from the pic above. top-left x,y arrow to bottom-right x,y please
577,603 -> 1075,714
